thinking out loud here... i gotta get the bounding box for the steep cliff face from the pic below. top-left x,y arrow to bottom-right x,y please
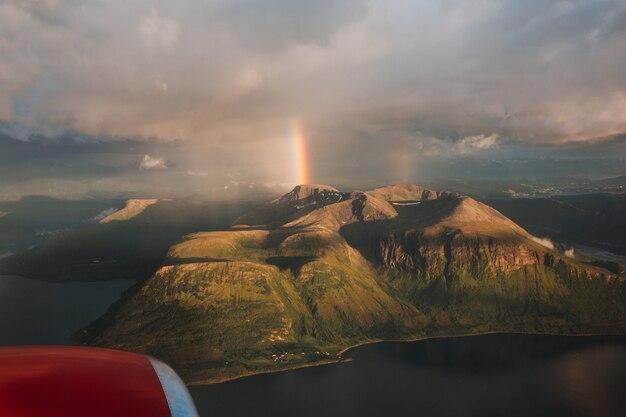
78,184 -> 626,384
379,232 -> 543,277
338,190 -> 609,281
379,232 -> 607,281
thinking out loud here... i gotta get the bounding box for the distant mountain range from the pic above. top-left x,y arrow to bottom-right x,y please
72,184 -> 626,384
423,176 -> 626,198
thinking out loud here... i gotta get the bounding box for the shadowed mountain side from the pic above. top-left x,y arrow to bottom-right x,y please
485,193 -> 626,256
0,196 -> 128,255
0,199 -> 257,281
77,184 -> 626,383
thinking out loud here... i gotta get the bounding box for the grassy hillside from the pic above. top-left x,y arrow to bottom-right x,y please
80,223 -> 427,382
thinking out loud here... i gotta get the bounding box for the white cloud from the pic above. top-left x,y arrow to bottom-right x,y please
531,236 -> 555,250
456,134 -> 499,154
139,155 -> 167,170
1,0 -> 626,149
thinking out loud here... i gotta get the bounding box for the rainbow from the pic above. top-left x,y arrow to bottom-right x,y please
291,119 -> 310,185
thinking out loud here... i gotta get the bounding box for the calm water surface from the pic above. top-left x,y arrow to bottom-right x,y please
190,334 -> 626,417
0,275 -> 132,345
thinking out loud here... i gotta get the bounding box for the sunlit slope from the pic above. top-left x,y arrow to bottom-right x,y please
79,184 -> 626,383
99,199 -> 158,223
81,220 -> 427,382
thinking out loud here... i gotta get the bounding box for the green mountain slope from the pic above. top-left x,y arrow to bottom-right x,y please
78,184 -> 626,383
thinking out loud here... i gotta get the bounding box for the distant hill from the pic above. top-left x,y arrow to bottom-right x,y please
423,176 -> 626,198
77,184 -> 626,384
0,196 -> 127,256
485,193 -> 626,256
99,199 -> 158,223
0,199 -> 256,281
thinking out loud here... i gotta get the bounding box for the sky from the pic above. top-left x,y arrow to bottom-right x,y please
1,0 -> 625,196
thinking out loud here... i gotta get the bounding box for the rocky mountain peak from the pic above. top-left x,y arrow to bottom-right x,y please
280,184 -> 342,202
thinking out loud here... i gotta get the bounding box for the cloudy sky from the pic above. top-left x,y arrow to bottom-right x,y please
1,0 -> 625,194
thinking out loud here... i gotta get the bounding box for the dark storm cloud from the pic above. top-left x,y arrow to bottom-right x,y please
0,0 -> 625,187
204,0 -> 368,51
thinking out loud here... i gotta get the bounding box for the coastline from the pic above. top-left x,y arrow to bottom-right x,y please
187,357 -> 342,386
337,328 -> 626,356
187,327 -> 626,386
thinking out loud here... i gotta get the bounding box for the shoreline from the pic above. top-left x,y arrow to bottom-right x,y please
187,357 -> 342,386
337,328 -> 626,356
187,328 -> 626,386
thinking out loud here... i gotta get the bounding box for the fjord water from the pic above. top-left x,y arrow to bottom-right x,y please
0,275 -> 132,345
1,274 -> 624,417
190,334 -> 626,417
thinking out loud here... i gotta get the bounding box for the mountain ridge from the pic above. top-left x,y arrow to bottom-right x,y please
77,183 -> 626,383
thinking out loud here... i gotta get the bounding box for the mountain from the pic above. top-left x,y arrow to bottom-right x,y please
77,184 -> 626,383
